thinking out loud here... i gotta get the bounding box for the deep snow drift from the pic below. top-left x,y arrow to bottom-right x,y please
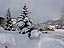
0,28 -> 64,48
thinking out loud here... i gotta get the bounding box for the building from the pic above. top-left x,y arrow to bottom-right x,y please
0,16 -> 5,26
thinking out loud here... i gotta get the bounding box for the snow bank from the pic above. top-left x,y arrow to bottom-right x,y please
0,28 -> 64,48
0,33 -> 16,48
38,37 -> 64,48
31,30 -> 42,38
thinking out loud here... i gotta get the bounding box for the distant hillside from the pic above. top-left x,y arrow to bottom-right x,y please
41,18 -> 64,26
42,20 -> 55,25
50,18 -> 64,25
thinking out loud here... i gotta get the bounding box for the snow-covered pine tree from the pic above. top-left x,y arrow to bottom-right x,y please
17,4 -> 33,35
4,8 -> 13,31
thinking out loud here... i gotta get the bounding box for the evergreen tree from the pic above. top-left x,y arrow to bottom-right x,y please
17,4 -> 31,22
17,4 -> 32,29
4,8 -> 12,31
17,4 -> 33,38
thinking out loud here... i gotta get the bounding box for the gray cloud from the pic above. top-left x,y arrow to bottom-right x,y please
0,0 -> 64,23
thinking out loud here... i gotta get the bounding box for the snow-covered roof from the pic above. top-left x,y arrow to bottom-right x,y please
0,16 -> 5,19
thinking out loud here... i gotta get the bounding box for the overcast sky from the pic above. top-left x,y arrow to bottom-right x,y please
0,0 -> 64,23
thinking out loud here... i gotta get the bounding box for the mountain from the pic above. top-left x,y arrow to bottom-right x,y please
50,18 -> 64,25
42,20 -> 54,25
42,18 -> 64,26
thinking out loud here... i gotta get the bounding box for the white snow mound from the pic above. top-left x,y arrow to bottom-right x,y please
38,37 -> 64,48
0,33 -> 16,46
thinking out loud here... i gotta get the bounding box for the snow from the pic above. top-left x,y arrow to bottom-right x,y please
54,29 -> 64,32
11,19 -> 17,24
0,33 -> 16,48
0,34 -> 15,45
31,30 -> 42,38
0,28 -> 64,48
38,37 -> 64,48
17,21 -> 25,27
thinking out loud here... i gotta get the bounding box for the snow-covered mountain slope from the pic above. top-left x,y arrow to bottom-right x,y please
54,29 -> 64,32
0,28 -> 64,48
